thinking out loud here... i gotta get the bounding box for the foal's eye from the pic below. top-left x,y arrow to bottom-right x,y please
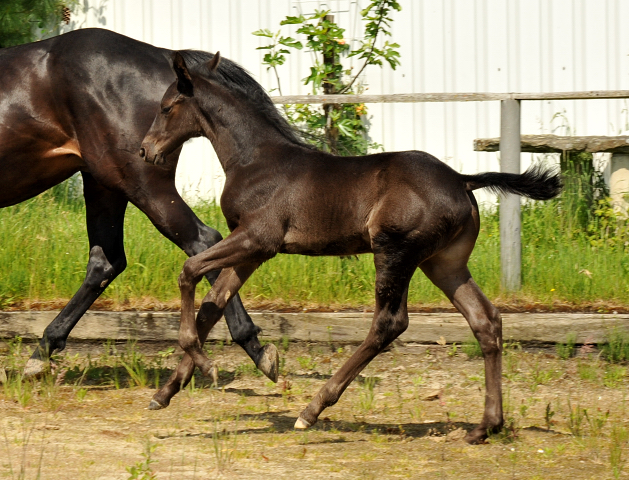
161,106 -> 173,115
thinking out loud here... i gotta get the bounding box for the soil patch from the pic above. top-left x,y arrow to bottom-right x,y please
1,341 -> 628,479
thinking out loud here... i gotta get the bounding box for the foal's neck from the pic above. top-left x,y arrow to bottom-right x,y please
199,91 -> 288,172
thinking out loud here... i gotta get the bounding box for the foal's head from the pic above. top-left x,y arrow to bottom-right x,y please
140,52 -> 221,165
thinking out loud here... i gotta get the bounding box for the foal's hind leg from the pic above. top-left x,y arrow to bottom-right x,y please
421,245 -> 503,444
25,173 -> 128,376
296,251 -> 416,429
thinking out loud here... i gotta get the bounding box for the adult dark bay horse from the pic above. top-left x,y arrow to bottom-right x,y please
140,52 -> 562,444
0,28 -> 278,382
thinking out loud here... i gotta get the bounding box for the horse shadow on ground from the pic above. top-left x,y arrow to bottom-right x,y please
158,410 -> 571,442
156,409 -> 476,441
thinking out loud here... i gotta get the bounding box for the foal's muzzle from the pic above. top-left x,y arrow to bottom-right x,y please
139,143 -> 167,165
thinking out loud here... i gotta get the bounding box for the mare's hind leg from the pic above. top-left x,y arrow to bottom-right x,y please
25,173 -> 128,376
149,263 -> 259,409
420,228 -> 503,444
296,250 -> 416,429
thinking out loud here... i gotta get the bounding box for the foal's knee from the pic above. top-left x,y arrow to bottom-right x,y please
178,259 -> 201,290
178,329 -> 201,353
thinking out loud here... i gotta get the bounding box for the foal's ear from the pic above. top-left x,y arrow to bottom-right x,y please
207,51 -> 221,71
172,52 -> 194,97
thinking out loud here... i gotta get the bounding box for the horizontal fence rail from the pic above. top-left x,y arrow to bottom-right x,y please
271,90 -> 629,104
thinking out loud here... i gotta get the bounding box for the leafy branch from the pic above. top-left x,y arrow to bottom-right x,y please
252,1 -> 401,155
341,0 -> 401,93
252,28 -> 302,96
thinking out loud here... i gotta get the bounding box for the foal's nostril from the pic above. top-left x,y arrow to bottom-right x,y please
139,147 -> 146,158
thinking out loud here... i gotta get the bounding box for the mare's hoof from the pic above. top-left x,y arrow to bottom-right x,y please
148,399 -> 168,410
257,344 -> 279,383
294,417 -> 312,430
23,358 -> 46,378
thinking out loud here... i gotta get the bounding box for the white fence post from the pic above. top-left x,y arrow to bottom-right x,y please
499,99 -> 522,291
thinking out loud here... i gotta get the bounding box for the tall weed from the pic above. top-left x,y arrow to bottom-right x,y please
600,329 -> 629,364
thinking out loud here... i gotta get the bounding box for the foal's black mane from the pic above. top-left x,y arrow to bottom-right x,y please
177,50 -> 315,150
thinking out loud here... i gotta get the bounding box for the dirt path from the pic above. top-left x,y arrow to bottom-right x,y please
1,340 -> 628,479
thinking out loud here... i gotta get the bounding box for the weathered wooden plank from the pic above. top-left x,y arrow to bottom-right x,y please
1,311 -> 627,344
474,135 -> 629,153
514,90 -> 629,101
271,90 -> 629,105
271,92 -> 510,104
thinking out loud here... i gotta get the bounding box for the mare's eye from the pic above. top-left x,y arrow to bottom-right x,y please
161,106 -> 173,115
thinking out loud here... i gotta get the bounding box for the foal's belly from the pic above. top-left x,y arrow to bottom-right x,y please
280,231 -> 372,256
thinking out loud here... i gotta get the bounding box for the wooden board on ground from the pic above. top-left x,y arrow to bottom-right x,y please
1,311 -> 628,344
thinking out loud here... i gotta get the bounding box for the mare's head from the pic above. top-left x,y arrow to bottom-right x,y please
140,52 -> 221,165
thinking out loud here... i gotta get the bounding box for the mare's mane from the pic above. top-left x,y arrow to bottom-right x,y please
177,50 -> 315,150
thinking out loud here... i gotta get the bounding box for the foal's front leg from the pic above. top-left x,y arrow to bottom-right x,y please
150,265 -> 259,409
176,229 -> 271,375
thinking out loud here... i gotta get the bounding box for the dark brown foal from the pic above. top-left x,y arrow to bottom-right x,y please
140,52 -> 561,443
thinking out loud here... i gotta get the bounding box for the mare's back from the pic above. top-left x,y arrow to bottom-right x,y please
0,29 -> 173,128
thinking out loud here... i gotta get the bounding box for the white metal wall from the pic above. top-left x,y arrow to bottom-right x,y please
64,0 -> 629,204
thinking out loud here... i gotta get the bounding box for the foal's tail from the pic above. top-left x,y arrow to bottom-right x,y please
463,164 -> 562,200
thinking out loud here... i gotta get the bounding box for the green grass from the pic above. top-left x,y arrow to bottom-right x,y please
1,180 -> 629,309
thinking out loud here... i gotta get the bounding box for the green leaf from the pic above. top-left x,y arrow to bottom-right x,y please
252,28 -> 273,38
279,37 -> 303,49
280,15 -> 305,25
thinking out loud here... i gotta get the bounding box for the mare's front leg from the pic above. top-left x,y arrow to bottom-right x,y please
25,173 -> 128,376
150,263 -> 259,409
296,251 -> 416,429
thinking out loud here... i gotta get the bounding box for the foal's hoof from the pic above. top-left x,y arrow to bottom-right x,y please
148,399 -> 168,411
200,362 -> 219,387
294,417 -> 312,430
257,344 -> 279,383
464,427 -> 489,444
23,358 -> 46,378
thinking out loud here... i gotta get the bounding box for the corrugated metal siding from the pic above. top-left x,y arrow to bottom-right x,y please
64,0 -> 629,204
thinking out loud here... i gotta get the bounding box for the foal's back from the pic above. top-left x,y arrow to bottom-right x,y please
272,148 -> 475,257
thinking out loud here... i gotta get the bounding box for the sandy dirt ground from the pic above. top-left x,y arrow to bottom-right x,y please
1,339 -> 628,479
